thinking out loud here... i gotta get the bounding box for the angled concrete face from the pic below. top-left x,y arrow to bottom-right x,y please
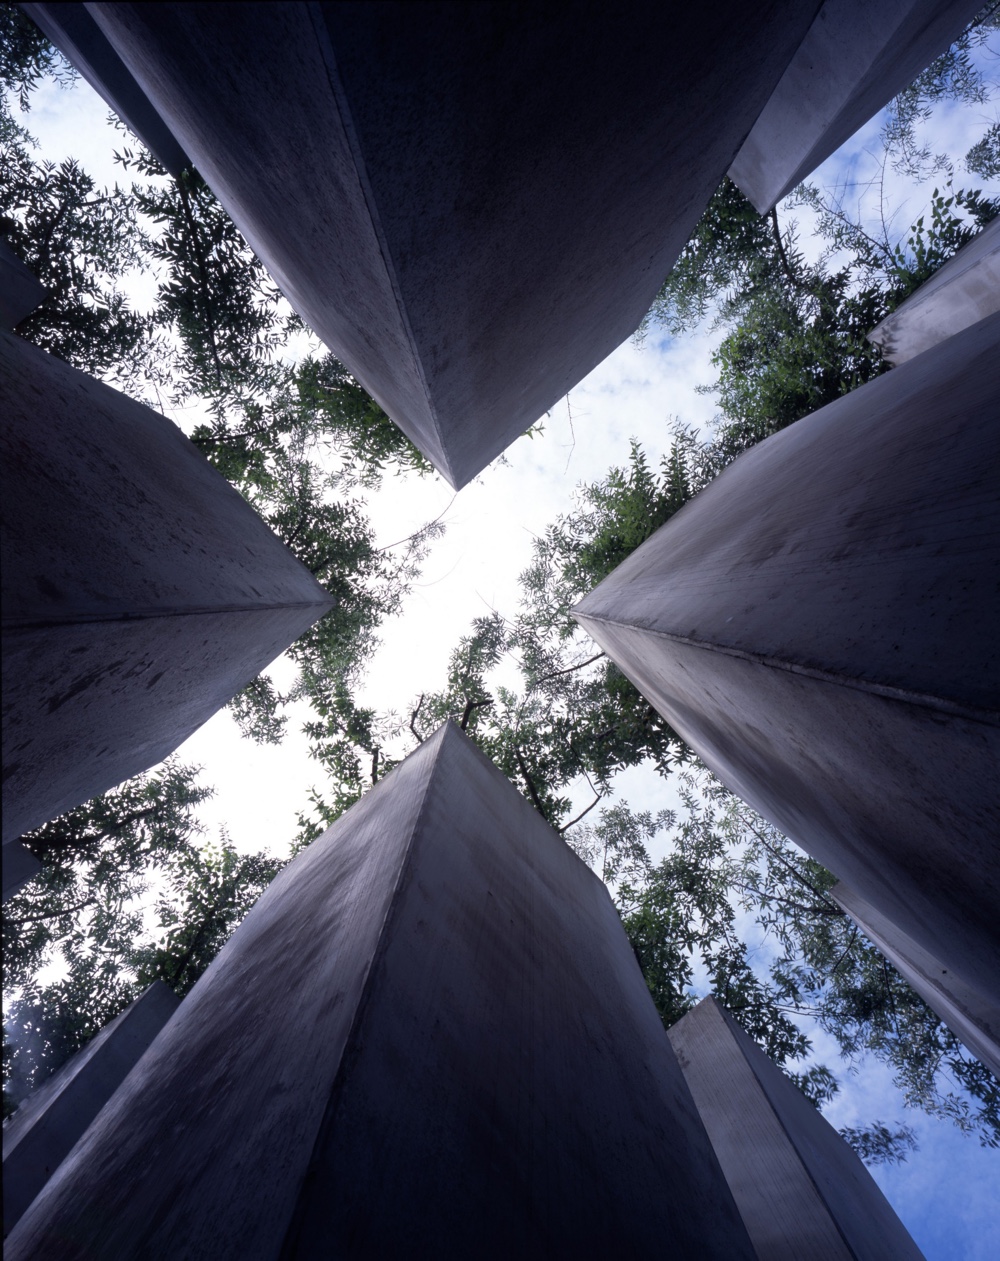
668,998 -> 924,1260
3,982 -> 180,1235
1,331 -> 334,843
74,1 -> 821,488
7,724 -> 756,1260
730,0 -> 981,212
868,218 -> 1000,364
2,842 -> 41,901
831,882 -> 1000,1080
0,239 -> 47,330
575,312 -> 1000,1007
20,3 -> 189,177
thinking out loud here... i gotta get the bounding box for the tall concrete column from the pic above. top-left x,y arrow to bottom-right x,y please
831,882 -> 1000,1080
34,0 -> 825,487
668,998 -> 924,1260
3,982 -> 181,1235
0,239 -> 47,330
19,3 -> 187,177
729,0 -> 981,213
7,724 -> 756,1259
575,311 -> 1000,1008
2,842 -> 41,901
868,217 -> 1000,364
1,330 -> 334,844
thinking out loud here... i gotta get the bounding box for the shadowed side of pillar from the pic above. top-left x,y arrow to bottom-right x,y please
729,0 -> 982,213
7,724 -> 755,1260
831,882 -> 1000,1080
1,842 -> 41,901
868,217 -> 1000,364
668,998 -> 924,1260
1,331 -> 334,843
3,982 -> 181,1235
575,311 -> 1000,1006
75,0 -> 820,487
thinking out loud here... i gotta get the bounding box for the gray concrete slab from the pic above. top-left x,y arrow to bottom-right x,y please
70,1 -> 821,488
668,998 -> 924,1260
7,723 -> 756,1260
20,3 -> 189,177
3,982 -> 180,1235
0,240 -> 47,330
1,330 -> 334,843
729,0 -> 981,213
575,311 -> 1000,1008
868,217 -> 1000,364
2,842 -> 41,901
831,882 -> 1000,1080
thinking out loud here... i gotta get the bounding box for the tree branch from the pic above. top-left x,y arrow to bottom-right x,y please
533,651 -> 605,685
514,746 -> 548,821
409,694 -> 425,744
770,207 -> 798,287
5,896 -> 96,925
459,696 -> 492,730
558,791 -> 603,834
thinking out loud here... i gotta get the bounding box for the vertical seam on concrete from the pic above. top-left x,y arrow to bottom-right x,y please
276,727 -> 449,1258
305,3 -> 456,488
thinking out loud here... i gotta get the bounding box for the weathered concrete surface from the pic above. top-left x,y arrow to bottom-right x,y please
575,311 -> 1000,1007
3,982 -> 180,1235
868,217 -> 1000,364
730,0 -> 981,212
20,3 -> 189,177
75,1 -> 821,488
832,882 -> 1000,1080
1,330 -> 334,842
7,724 -> 756,1260
0,240 -> 46,330
2,841 -> 41,901
668,998 -> 924,1260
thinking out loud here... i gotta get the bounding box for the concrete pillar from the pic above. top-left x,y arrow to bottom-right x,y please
868,217 -> 1000,364
38,1 -> 826,488
1,330 -> 334,843
7,724 -> 756,1260
0,240 -> 47,330
729,0 -> 981,213
574,311 -> 1000,1008
3,982 -> 180,1235
668,998 -> 924,1260
2,842 -> 41,901
831,882 -> 1000,1080
20,4 -> 189,178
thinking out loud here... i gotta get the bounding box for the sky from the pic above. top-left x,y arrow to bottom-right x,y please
10,31 -> 1000,1259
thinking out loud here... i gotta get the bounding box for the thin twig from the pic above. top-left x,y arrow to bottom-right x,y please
534,651 -> 605,685
558,791 -> 603,834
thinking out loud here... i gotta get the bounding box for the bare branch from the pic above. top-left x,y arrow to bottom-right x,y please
558,791 -> 603,834
5,896 -> 96,925
533,651 -> 605,685
409,694 -> 425,744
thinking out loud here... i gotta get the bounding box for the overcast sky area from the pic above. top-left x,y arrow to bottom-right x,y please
11,31 -> 1000,1259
